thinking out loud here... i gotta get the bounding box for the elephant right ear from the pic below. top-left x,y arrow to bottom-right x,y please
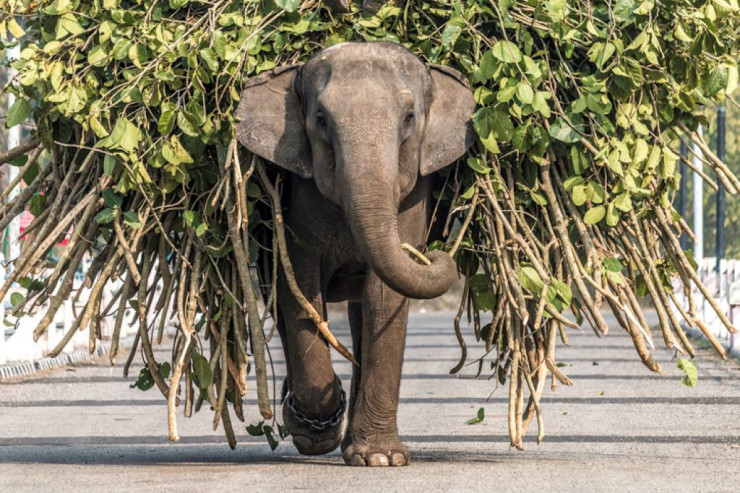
235,65 -> 312,178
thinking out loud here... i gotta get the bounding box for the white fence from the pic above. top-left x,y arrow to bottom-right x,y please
2,256 -> 739,366
0,270 -> 139,365
673,257 -> 740,357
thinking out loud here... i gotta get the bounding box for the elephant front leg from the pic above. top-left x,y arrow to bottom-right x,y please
342,273 -> 410,467
277,264 -> 344,456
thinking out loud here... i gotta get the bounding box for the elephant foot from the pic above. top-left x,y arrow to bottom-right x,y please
341,435 -> 410,467
282,384 -> 346,456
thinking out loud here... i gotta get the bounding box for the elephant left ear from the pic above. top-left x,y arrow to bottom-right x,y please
421,65 -> 477,176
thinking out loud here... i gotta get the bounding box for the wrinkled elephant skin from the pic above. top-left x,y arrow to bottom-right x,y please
236,42 -> 475,466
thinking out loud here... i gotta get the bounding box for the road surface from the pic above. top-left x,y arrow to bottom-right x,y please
1,310 -> 739,491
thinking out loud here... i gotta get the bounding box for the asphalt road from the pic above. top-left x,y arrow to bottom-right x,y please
1,310 -> 739,492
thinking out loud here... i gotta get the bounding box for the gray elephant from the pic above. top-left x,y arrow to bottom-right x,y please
235,42 -> 475,466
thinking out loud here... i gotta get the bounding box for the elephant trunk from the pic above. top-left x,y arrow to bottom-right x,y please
339,154 -> 457,300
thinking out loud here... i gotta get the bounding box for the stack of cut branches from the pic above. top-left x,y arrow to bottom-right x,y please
1,0 -> 738,449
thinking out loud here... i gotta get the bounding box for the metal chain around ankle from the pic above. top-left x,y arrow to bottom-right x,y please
283,382 -> 347,432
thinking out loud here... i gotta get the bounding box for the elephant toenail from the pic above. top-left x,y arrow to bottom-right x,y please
369,454 -> 389,467
391,453 -> 407,466
349,454 -> 366,466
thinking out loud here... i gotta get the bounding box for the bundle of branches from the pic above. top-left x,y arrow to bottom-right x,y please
1,0 -> 738,449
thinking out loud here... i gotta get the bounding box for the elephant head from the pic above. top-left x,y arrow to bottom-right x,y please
235,42 -> 476,299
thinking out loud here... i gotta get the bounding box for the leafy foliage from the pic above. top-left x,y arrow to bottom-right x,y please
678,357 -> 698,387
1,0 -> 738,449
465,407 -> 485,425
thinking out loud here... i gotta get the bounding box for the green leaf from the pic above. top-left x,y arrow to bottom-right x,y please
9,155 -> 27,167
441,23 -> 462,50
275,0 -> 300,13
10,292 -> 24,308
90,115 -> 109,138
530,190 -> 547,205
605,202 -> 619,226
491,41 -> 522,64
199,48 -> 220,73
631,139 -> 649,165
603,258 -> 622,272
468,274 -> 490,294
476,290 -> 496,312
517,265 -> 545,295
704,66 -> 729,97
563,176 -> 585,191
516,83 -> 534,104
102,190 -> 123,209
246,182 -> 262,199
158,362 -> 171,380
661,148 -> 678,179
614,192 -> 632,212
103,155 -> 116,176
123,211 -> 142,229
246,421 -> 265,436
97,117 -> 141,153
265,427 -> 279,451
465,407 -> 485,425
532,91 -> 551,117
548,118 -> 582,143
474,107 -> 514,143
130,366 -> 155,391
572,185 -> 587,206
87,43 -> 110,66
112,38 -> 132,60
545,0 -> 567,18
158,106 -> 176,135
95,208 -> 117,225
496,85 -> 517,103
56,13 -> 85,39
177,111 -> 200,137
6,98 -> 31,128
588,182 -> 606,204
183,210 -> 196,227
583,205 -> 606,225
467,157 -> 491,174
162,135 -> 194,166
7,17 -> 25,37
191,349 -> 213,390
478,50 -> 497,81
678,358 -> 698,387
29,194 -> 46,216
22,162 -> 40,186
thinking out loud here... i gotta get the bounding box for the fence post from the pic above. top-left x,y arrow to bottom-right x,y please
716,108 -> 726,287
693,126 -> 704,262
679,142 -> 689,251
4,42 -> 22,266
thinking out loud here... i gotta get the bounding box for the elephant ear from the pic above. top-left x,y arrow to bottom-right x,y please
235,65 -> 312,178
421,65 -> 477,176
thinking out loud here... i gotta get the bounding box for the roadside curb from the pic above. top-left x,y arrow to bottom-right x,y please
0,345 -> 108,381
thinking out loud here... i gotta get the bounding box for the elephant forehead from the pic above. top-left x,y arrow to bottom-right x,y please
318,81 -> 407,109
306,42 -> 429,89
317,41 -> 423,66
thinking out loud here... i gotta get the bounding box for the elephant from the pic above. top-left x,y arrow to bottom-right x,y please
235,42 -> 476,466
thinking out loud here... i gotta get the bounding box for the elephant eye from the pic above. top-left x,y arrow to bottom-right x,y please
316,113 -> 327,129
404,112 -> 415,124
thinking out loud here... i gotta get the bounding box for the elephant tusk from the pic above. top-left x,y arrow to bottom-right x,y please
400,243 -> 432,266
